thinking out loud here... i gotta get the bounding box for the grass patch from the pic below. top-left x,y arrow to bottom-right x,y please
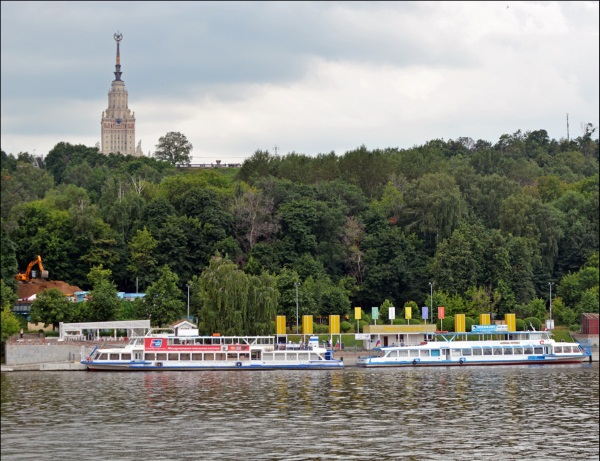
551,326 -> 574,342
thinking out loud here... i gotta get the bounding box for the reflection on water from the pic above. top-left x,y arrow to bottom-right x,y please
2,364 -> 598,460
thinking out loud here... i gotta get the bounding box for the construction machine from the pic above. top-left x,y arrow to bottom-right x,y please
16,255 -> 49,282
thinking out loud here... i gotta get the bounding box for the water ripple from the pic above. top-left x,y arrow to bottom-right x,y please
2,364 -> 598,460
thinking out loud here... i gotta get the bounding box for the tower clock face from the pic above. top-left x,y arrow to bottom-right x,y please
116,118 -> 122,125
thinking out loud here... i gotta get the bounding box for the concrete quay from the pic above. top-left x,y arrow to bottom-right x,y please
1,342 -> 597,372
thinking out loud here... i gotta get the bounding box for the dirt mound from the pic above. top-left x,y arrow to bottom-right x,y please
17,280 -> 82,300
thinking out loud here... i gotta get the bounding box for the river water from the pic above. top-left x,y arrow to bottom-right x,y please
1,364 -> 598,461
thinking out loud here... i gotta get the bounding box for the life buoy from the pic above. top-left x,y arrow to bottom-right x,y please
86,356 -> 92,362
459,357 -> 466,364
412,359 -> 418,366
540,340 -> 545,345
156,362 -> 163,367
236,362 -> 242,367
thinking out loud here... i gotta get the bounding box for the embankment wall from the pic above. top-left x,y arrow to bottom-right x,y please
5,341 -> 96,366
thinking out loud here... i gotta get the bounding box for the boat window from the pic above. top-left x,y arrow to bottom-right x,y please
398,350 -> 409,357
215,353 -> 226,360
98,353 -> 108,360
251,350 -> 261,360
462,349 -> 472,356
410,350 -> 420,357
451,349 -> 462,357
554,347 -> 562,353
533,347 -> 543,354
168,353 -> 178,361
145,353 -> 155,361
503,348 -> 513,355
204,353 -> 215,360
298,353 -> 309,360
472,348 -> 482,356
122,353 -> 131,360
493,348 -> 502,355
157,353 -> 167,360
421,350 -> 430,357
483,349 -> 492,356
109,354 -> 120,360
191,353 -> 201,360
514,347 -> 523,354
523,347 -> 533,354
431,350 -> 441,357
274,353 -> 286,360
179,353 -> 189,360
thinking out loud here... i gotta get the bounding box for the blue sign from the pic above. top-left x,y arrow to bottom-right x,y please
151,339 -> 163,347
421,306 -> 428,320
471,325 -> 508,333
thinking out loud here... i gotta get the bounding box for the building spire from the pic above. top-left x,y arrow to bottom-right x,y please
113,31 -> 123,81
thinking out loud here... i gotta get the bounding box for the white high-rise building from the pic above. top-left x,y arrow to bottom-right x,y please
100,32 -> 142,156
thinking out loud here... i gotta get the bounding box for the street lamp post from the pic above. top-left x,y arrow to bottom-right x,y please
548,282 -> 554,320
428,281 -> 434,325
186,284 -> 190,321
294,282 -> 300,335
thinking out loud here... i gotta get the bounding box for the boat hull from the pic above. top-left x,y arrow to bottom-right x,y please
356,356 -> 589,368
83,360 -> 344,371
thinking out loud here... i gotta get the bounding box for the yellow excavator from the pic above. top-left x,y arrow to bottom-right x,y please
16,255 -> 49,282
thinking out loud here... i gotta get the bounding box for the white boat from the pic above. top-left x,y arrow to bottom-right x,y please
81,329 -> 343,371
356,327 -> 592,368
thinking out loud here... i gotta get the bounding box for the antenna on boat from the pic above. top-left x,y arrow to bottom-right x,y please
529,322 -> 536,331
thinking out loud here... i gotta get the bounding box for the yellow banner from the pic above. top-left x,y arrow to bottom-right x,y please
329,315 -> 340,334
354,307 -> 362,320
302,315 -> 313,334
455,314 -> 466,332
405,306 -> 412,320
276,315 -> 286,335
505,313 -> 516,332
479,313 -> 490,325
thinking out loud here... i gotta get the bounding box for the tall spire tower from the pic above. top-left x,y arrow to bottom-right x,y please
101,32 -> 140,156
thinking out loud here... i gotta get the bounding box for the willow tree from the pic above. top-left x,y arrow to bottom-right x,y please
193,254 -> 278,335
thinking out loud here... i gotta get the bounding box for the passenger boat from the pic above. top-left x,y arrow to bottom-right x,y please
81,328 -> 343,371
356,326 -> 592,368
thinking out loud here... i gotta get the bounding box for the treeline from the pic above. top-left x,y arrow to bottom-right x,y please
1,127 -> 598,332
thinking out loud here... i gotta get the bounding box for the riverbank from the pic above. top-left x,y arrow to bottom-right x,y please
2,348 -> 597,371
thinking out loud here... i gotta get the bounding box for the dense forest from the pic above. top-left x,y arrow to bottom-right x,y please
1,126 -> 598,334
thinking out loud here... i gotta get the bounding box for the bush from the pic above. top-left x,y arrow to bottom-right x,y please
516,319 -> 526,331
523,317 -> 542,331
441,316 -> 454,331
340,321 -> 352,333
313,322 -> 329,334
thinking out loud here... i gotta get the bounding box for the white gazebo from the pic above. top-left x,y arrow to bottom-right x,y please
58,320 -> 151,341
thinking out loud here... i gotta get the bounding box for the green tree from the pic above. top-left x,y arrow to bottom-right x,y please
29,288 -> 74,330
1,280 -> 20,341
87,266 -> 121,321
1,224 -> 18,290
154,132 -> 193,165
127,227 -> 158,291
551,297 -> 578,326
143,265 -> 185,327
194,254 -> 278,335
499,192 -> 564,270
402,172 -> 467,245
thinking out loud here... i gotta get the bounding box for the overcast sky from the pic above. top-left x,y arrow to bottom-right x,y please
1,1 -> 598,164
